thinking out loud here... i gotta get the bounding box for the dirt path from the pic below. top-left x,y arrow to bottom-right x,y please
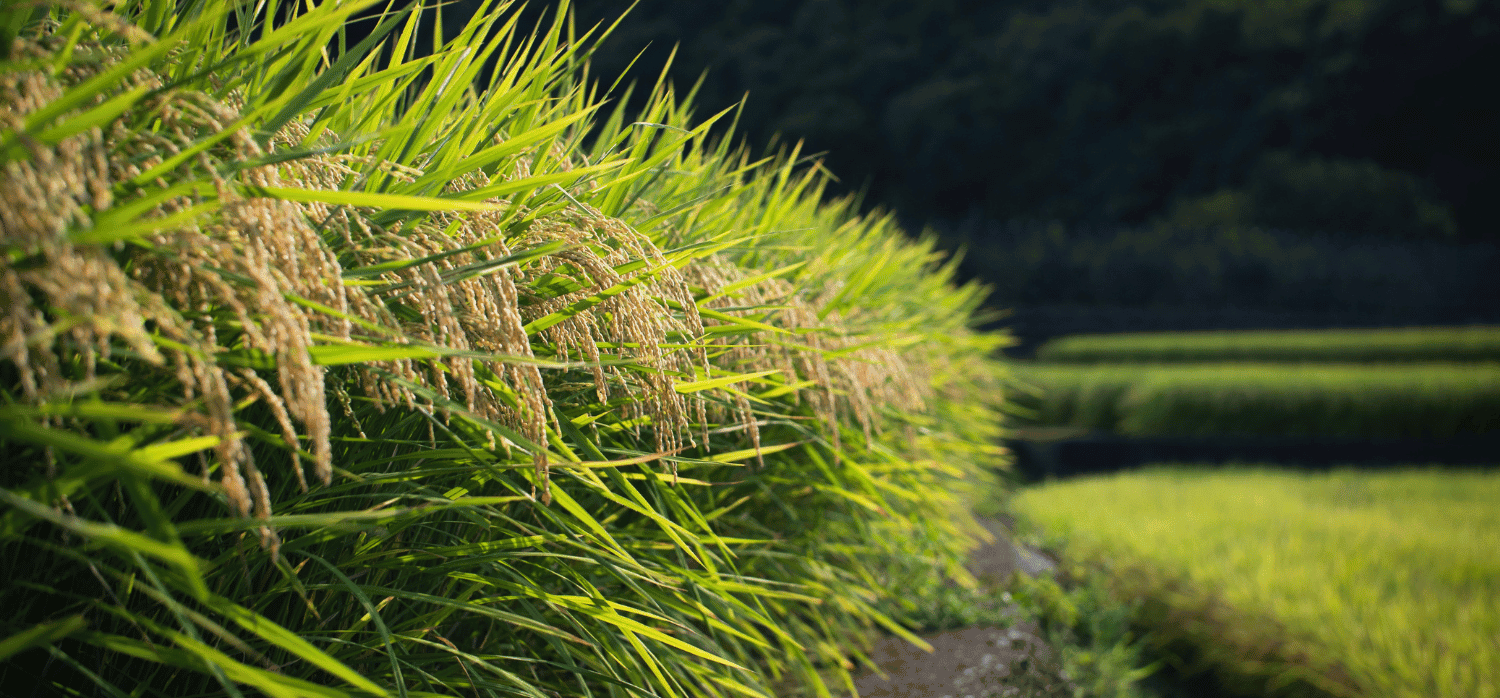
845,518 -> 1073,698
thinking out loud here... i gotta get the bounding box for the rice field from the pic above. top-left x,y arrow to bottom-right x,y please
0,2 -> 1010,696
1035,327 -> 1500,364
1008,362 -> 1500,438
1009,466 -> 1500,698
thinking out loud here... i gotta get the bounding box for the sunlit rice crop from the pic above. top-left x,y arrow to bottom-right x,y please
1035,326 -> 1500,364
0,2 -> 1010,696
1011,466 -> 1500,698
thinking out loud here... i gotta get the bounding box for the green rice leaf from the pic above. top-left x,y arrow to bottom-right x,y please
696,307 -> 789,335
0,616 -> 88,662
71,201 -> 217,245
1,2 -> 1013,696
241,185 -> 509,212
673,369 -> 781,394
132,435 -> 222,465
699,440 -> 806,464
700,261 -> 806,303
7,401 -> 186,424
462,160 -> 626,201
0,418 -> 218,492
80,629 -> 366,698
299,552 -> 407,698
205,598 -> 394,697
0,489 -> 208,600
342,240 -> 567,280
34,83 -> 153,144
257,3 -> 413,141
87,180 -> 218,238
574,602 -> 750,673
307,344 -> 443,365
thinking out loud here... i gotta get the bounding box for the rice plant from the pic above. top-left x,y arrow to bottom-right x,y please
0,1 -> 1010,696
1035,327 -> 1500,364
1008,362 -> 1500,438
1010,466 -> 1500,698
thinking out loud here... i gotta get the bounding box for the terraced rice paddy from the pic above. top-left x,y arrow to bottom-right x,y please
1008,362 -> 1500,438
1010,466 -> 1500,698
1036,327 -> 1500,364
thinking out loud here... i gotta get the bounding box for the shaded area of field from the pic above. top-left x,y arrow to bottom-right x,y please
967,223 -> 1500,359
1004,327 -> 1500,481
1009,431 -> 1500,481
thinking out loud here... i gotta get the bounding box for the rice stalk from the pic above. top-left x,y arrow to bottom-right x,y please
0,2 -> 1012,696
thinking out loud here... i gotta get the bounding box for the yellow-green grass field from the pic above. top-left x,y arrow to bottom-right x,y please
1035,327 -> 1500,364
1009,466 -> 1500,698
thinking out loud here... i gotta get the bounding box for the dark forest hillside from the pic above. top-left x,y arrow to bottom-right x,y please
554,0 -> 1498,241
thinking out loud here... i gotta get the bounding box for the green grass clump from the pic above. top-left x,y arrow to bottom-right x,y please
1009,362 -> 1500,438
1035,327 -> 1500,364
0,2 -> 1009,696
1010,466 -> 1500,698
1004,571 -> 1164,698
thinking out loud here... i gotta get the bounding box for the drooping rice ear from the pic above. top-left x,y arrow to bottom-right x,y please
733,391 -> 762,471
237,368 -> 309,493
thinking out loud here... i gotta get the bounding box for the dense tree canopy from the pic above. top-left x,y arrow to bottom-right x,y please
549,0 -> 1498,243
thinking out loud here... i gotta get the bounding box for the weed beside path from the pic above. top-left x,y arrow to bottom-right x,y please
840,517 -> 1179,698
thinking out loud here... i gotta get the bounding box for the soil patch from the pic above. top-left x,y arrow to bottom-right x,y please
845,518 -> 1069,697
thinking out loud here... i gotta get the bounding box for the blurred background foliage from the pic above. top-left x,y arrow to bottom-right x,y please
546,0 -> 1498,238
481,0 -> 1500,344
